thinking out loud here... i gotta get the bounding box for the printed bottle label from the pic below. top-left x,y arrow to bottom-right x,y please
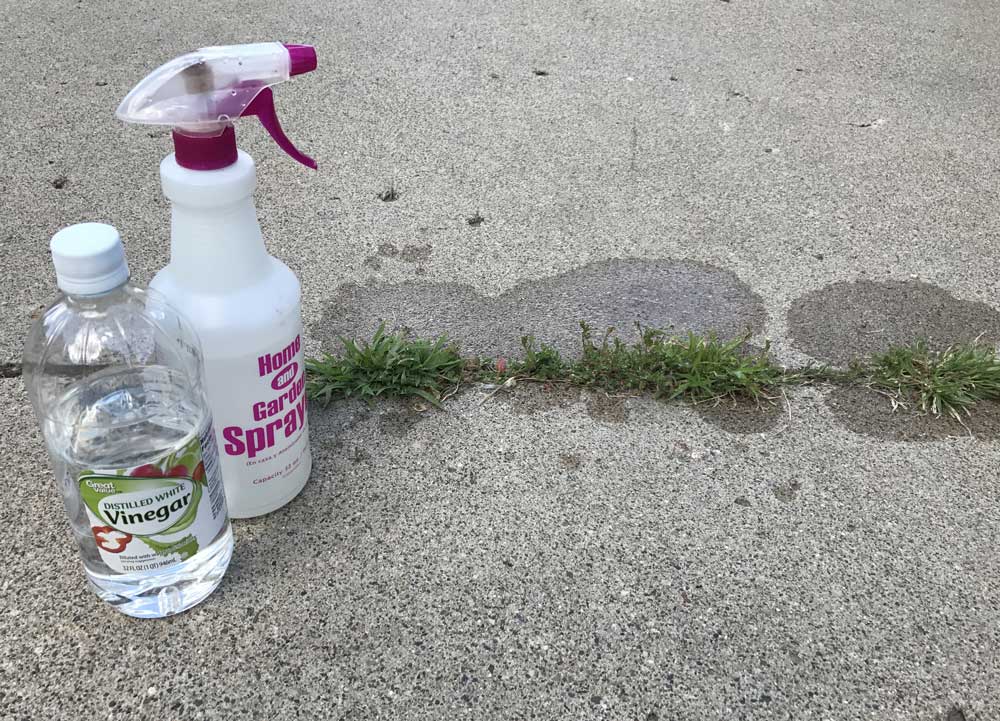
216,330 -> 310,510
78,423 -> 228,574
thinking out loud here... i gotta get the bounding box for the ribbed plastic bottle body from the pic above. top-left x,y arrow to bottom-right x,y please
151,151 -> 311,519
22,283 -> 233,618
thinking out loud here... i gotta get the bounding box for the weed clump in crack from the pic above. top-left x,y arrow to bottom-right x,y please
576,324 -> 784,402
867,341 -> 1000,420
507,336 -> 567,380
498,324 -> 784,403
306,324 -> 462,407
305,323 -> 1000,419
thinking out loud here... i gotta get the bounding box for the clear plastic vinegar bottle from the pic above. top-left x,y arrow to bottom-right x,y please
22,223 -> 233,618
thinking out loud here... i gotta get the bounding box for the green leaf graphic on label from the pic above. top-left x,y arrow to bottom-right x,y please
162,435 -> 202,483
163,481 -> 203,533
142,534 -> 199,560
80,474 -> 201,536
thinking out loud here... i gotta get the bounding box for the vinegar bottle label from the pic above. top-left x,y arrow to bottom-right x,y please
77,423 -> 228,574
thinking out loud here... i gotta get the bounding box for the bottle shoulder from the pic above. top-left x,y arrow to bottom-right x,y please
150,258 -> 302,339
21,284 -> 207,413
152,256 -> 300,299
24,285 -> 201,364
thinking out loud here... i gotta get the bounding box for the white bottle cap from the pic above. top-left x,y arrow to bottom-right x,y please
50,223 -> 130,295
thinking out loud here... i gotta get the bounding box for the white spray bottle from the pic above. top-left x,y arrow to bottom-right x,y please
117,43 -> 317,518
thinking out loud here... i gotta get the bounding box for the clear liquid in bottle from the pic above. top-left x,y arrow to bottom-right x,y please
23,223 -> 233,617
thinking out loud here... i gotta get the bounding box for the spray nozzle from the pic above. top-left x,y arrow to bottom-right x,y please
117,42 -> 317,170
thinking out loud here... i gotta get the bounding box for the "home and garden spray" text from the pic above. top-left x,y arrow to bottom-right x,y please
221,335 -> 306,460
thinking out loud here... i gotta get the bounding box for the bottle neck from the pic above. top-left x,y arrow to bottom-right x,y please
160,151 -> 271,290
64,279 -> 131,307
169,198 -> 270,289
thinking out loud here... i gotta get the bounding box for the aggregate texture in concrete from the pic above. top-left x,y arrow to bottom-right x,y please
2,1 -> 1000,719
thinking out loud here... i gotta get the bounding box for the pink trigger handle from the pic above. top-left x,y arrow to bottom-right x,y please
241,87 -> 317,170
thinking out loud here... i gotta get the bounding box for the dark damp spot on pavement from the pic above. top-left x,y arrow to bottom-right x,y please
948,707 -> 968,721
789,279 -> 1000,440
310,396 -> 429,445
0,362 -> 22,378
788,279 -> 1000,367
350,445 -> 369,464
585,392 -> 629,423
772,479 -> 801,503
695,397 -> 784,434
399,244 -> 432,263
559,453 -> 583,469
494,383 -> 580,416
378,407 -> 426,436
364,243 -> 433,270
313,258 -> 767,360
827,385 -> 1000,441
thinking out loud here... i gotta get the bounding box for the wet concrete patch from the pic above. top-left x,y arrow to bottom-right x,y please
827,386 -> 1000,441
788,280 -> 1000,367
364,243 -> 433,271
772,479 -> 801,503
491,384 -> 628,424
789,279 -> 1000,440
559,453 -> 583,470
493,383 -> 581,416
399,244 -> 433,263
311,397 -> 430,444
315,258 -> 767,359
378,407 -> 427,436
584,392 -> 629,424
694,397 -> 784,434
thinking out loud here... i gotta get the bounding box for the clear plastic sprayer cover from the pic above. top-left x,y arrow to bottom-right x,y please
116,42 -> 291,132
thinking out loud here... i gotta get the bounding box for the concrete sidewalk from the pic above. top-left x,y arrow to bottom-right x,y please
3,0 -> 1000,718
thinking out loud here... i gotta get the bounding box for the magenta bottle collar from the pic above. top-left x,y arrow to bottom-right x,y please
172,127 -> 239,170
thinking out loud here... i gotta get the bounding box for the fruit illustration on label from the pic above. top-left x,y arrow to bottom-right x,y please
78,434 -> 215,564
92,526 -> 133,553
131,464 -> 163,478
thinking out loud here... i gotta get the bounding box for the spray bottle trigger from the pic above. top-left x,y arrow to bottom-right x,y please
241,87 -> 317,170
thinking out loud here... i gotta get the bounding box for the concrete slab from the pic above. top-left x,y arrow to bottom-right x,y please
2,0 -> 1000,719
3,377 -> 999,719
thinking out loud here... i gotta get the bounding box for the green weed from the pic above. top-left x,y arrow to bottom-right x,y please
305,323 -> 1000,419
306,324 -> 463,407
572,323 -> 784,403
505,336 -> 569,380
868,340 -> 1000,420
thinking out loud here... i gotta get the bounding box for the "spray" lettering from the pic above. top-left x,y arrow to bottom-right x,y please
222,335 -> 307,460
222,395 -> 306,459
